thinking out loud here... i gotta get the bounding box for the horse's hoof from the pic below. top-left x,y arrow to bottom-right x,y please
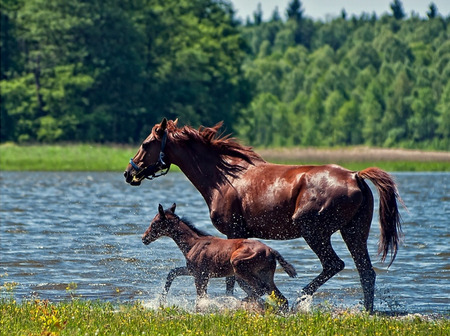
292,293 -> 313,313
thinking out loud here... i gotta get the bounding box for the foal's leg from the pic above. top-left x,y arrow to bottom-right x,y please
235,277 -> 257,299
259,269 -> 289,312
298,233 -> 345,303
225,276 -> 235,295
161,266 -> 191,301
231,250 -> 266,301
194,273 -> 210,312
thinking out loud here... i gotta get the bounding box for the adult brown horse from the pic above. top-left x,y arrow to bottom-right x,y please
143,203 -> 297,311
124,118 -> 404,312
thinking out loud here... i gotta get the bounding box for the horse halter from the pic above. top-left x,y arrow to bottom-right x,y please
129,130 -> 170,180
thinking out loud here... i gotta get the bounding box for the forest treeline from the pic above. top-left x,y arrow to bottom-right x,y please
1,0 -> 449,150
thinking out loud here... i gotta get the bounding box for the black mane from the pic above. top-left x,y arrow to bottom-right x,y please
180,217 -> 212,237
164,211 -> 212,237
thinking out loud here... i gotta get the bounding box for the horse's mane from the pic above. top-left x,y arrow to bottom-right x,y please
154,120 -> 266,181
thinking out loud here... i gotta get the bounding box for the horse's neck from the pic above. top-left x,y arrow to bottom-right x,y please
167,143 -> 227,203
169,221 -> 202,256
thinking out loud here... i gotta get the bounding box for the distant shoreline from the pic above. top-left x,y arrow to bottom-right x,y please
257,147 -> 450,163
0,144 -> 449,172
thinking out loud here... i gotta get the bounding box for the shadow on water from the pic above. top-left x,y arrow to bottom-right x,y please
0,171 -> 449,317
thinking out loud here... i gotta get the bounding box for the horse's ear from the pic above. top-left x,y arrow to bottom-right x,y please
156,118 -> 167,137
173,118 -> 178,127
160,118 -> 167,131
170,203 -> 176,213
158,204 -> 166,218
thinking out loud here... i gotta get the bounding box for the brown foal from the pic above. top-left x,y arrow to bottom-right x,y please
142,204 -> 297,311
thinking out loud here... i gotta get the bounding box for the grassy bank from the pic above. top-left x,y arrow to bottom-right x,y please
0,143 -> 133,172
0,143 -> 449,172
1,299 -> 448,336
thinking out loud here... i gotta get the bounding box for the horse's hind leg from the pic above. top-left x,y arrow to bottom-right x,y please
341,217 -> 376,313
299,233 -> 345,302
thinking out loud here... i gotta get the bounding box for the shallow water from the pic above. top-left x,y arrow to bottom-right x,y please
0,171 -> 449,315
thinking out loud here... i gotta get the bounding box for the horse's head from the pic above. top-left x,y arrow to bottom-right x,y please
124,118 -> 177,185
142,203 -> 177,245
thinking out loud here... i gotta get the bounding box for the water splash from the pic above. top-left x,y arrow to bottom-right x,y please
293,293 -> 313,313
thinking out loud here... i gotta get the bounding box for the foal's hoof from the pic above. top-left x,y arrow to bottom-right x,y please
158,294 -> 168,307
240,297 -> 265,312
292,293 -> 313,313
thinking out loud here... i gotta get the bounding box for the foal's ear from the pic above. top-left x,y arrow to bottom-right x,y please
169,203 -> 176,213
158,204 -> 166,218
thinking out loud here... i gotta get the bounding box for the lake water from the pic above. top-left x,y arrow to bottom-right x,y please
0,171 -> 449,315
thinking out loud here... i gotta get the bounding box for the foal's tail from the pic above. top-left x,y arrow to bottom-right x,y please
272,249 -> 297,278
358,167 -> 405,267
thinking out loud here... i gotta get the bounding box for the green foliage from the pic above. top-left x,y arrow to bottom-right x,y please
1,0 -> 449,150
1,0 -> 248,143
238,4 -> 450,150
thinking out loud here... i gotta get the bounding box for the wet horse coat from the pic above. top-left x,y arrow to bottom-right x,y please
125,118 -> 404,312
142,203 -> 297,311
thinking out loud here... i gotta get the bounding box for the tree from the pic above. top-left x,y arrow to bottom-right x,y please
240,93 -> 280,146
427,3 -> 437,19
390,0 -> 405,20
253,3 -> 263,25
0,0 -> 23,80
331,99 -> 362,145
271,6 -> 281,22
286,0 -> 303,23
382,69 -> 413,146
407,88 -> 438,143
436,82 -> 450,147
361,80 -> 386,146
314,18 -> 350,51
322,90 -> 345,145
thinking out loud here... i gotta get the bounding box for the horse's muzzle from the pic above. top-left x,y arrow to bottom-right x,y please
124,170 -> 141,186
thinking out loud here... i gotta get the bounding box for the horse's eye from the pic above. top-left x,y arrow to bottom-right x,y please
142,142 -> 150,150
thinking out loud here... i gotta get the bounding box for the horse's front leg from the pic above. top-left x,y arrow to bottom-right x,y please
160,266 -> 190,305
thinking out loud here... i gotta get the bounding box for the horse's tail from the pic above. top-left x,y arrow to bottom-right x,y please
272,249 -> 297,278
358,167 -> 405,267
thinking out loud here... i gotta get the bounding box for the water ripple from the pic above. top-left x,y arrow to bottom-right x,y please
1,171 -> 449,315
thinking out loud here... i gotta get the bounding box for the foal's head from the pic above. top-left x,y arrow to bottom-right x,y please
142,203 -> 178,245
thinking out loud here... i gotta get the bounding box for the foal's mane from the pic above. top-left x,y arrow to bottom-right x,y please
167,212 -> 212,237
180,217 -> 212,237
154,120 -> 265,181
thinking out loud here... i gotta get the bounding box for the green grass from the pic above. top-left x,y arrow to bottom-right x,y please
272,160 -> 450,172
0,143 -> 135,171
0,299 -> 448,336
0,143 -> 448,172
